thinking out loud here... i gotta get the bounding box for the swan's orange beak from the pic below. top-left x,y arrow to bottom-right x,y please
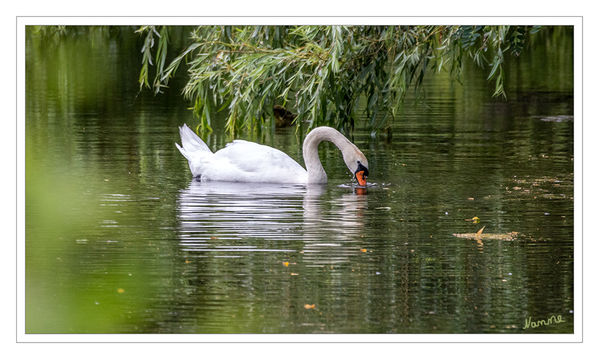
355,170 -> 367,186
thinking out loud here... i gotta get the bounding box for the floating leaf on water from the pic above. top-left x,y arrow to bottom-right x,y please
476,226 -> 486,236
290,273 -> 299,276
304,304 -> 316,309
452,230 -> 520,241
467,197 -> 475,201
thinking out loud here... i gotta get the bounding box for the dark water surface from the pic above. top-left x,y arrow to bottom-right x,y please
25,27 -> 574,334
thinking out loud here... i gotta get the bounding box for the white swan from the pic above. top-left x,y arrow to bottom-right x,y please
175,124 -> 369,185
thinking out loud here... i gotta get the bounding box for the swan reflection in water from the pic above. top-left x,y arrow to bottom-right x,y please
176,180 -> 367,265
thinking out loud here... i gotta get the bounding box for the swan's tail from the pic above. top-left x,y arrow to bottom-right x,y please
175,124 -> 212,161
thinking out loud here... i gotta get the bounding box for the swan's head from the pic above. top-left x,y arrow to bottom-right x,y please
343,149 -> 369,187
354,160 -> 369,186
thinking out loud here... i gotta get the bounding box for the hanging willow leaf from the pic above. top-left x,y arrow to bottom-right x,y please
138,25 -> 542,134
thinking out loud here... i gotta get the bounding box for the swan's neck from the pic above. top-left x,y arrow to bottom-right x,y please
302,127 -> 354,184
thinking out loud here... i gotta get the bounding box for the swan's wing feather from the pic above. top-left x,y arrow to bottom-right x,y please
179,124 -> 211,153
207,140 -> 307,183
217,140 -> 305,172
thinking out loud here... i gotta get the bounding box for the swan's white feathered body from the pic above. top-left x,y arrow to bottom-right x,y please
176,124 -> 369,185
176,124 -> 308,183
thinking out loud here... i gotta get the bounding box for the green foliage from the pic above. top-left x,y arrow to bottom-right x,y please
137,26 -> 171,92
27,25 -> 68,37
139,25 -> 541,134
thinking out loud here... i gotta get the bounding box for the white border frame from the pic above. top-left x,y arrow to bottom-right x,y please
16,16 -> 583,343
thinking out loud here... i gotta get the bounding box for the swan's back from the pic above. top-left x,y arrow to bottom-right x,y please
176,125 -> 307,183
208,140 -> 308,183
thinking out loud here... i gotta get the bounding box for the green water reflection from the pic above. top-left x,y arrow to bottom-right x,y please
25,26 -> 573,334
